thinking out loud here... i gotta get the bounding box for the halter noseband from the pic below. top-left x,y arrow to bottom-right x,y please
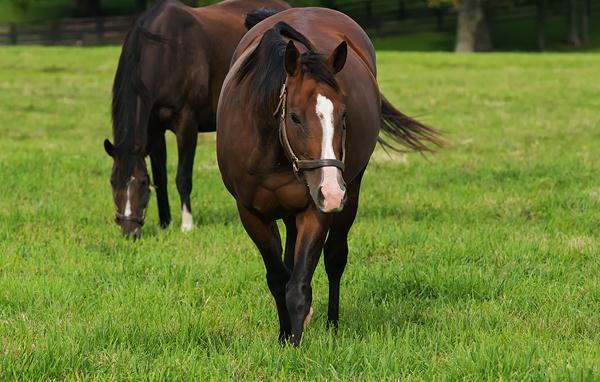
115,212 -> 145,226
273,78 -> 346,177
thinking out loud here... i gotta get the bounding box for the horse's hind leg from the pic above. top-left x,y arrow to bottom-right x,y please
175,109 -> 198,232
237,203 -> 292,342
324,170 -> 365,329
149,128 -> 171,228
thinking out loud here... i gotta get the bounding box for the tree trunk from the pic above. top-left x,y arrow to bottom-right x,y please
455,0 -> 493,52
537,0 -> 546,51
581,0 -> 590,43
75,0 -> 101,17
568,0 -> 581,46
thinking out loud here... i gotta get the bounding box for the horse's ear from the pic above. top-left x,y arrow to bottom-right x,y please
284,40 -> 300,76
328,41 -> 347,74
104,139 -> 115,158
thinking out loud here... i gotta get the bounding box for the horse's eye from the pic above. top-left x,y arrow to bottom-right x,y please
290,113 -> 301,125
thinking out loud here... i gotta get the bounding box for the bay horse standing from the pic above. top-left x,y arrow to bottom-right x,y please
217,8 -> 443,345
103,0 -> 290,238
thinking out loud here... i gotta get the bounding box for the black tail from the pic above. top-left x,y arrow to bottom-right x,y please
111,1 -> 172,148
379,95 -> 444,152
245,8 -> 284,30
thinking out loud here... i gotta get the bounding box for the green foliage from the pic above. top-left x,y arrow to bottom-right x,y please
1,47 -> 600,379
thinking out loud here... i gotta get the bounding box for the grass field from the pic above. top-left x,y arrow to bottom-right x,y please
1,47 -> 599,380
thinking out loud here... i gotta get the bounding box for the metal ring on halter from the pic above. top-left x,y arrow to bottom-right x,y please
275,77 -> 346,178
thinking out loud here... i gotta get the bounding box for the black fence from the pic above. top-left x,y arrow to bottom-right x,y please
0,0 -> 591,46
0,16 -> 135,45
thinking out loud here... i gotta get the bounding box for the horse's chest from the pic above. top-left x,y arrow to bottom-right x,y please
241,175 -> 310,219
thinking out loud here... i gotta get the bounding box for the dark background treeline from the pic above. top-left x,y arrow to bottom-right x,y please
0,0 -> 597,51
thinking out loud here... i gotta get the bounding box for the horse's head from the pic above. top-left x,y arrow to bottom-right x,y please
281,40 -> 348,214
104,139 -> 151,239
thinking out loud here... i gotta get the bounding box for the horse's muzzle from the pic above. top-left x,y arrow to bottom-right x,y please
121,224 -> 143,240
317,184 -> 347,213
315,167 -> 347,213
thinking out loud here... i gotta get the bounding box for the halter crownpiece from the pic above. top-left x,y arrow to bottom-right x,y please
275,77 -> 346,177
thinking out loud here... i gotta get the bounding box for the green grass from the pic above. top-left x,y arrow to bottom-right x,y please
1,46 -> 600,380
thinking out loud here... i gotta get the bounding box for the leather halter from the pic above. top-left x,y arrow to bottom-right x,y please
273,77 -> 346,177
115,212 -> 145,226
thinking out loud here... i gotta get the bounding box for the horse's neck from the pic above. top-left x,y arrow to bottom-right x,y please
247,121 -> 282,169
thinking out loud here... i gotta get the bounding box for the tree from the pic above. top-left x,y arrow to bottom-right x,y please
455,0 -> 493,52
581,0 -> 591,44
536,0 -> 546,51
429,0 -> 494,52
568,0 -> 581,46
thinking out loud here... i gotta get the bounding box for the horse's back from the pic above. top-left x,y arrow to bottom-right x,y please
232,7 -> 377,77
136,0 -> 289,130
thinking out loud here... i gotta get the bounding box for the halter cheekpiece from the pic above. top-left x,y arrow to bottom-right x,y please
274,77 -> 346,178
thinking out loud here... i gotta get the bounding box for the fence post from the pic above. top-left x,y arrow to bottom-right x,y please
51,19 -> 61,44
398,0 -> 406,19
9,23 -> 17,44
96,17 -> 104,44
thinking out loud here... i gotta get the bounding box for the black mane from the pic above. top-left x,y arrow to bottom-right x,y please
111,0 -> 173,153
245,8 -> 283,30
236,21 -> 339,119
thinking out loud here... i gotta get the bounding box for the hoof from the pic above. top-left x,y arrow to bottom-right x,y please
304,306 -> 314,328
181,223 -> 194,232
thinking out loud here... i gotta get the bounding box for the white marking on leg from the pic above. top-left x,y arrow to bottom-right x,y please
304,306 -> 314,328
316,94 -> 345,212
124,176 -> 134,217
181,204 -> 193,232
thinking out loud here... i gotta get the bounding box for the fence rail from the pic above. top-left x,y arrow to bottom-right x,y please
0,16 -> 135,45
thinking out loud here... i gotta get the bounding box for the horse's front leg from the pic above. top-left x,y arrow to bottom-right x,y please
175,110 -> 198,232
237,203 -> 292,341
149,130 -> 171,228
286,206 -> 332,346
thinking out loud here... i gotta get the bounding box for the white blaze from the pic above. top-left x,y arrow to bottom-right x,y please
316,94 -> 336,161
315,94 -> 345,212
124,176 -> 134,217
181,204 -> 193,232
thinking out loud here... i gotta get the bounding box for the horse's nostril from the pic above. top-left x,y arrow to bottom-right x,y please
317,187 -> 326,206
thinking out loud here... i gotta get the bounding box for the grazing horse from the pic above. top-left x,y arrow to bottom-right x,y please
103,0 -> 290,238
217,8 -> 443,345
